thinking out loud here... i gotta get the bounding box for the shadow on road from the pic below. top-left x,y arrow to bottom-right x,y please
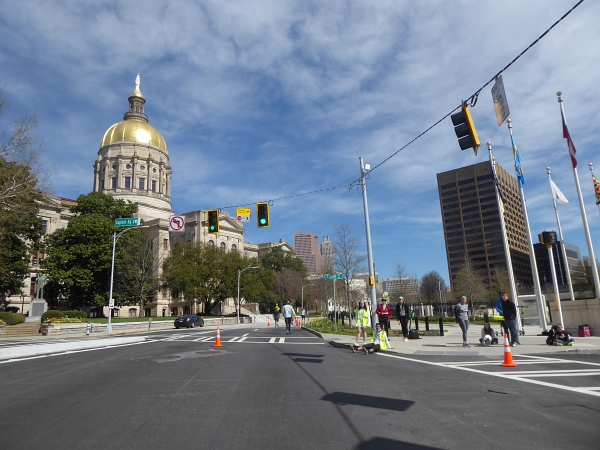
354,437 -> 441,450
322,392 -> 414,412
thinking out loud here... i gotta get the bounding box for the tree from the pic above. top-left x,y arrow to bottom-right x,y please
259,245 -> 307,310
571,258 -> 599,298
42,192 -> 138,311
420,270 -> 447,309
490,269 -> 511,299
333,222 -> 366,313
0,87 -> 45,305
114,229 -> 160,316
452,259 -> 489,319
260,245 -> 306,276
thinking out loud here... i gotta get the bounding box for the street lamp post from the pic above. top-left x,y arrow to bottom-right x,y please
237,266 -> 259,324
301,283 -> 315,314
106,225 -> 149,335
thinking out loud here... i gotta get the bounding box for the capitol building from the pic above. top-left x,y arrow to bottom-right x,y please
8,76 -> 293,317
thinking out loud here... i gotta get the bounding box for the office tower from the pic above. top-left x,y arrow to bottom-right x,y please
534,241 -> 581,293
294,232 -> 324,276
321,236 -> 334,273
437,161 -> 533,290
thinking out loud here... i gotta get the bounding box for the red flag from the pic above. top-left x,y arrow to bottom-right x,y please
562,117 -> 577,168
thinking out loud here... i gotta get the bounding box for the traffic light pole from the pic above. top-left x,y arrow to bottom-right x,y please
359,157 -> 378,327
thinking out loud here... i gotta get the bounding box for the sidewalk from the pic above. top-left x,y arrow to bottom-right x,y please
315,323 -> 600,356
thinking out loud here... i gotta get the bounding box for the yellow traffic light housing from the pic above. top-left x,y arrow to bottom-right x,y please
451,102 -> 481,155
207,209 -> 219,234
256,202 -> 270,228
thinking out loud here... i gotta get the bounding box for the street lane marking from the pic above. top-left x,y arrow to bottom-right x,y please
378,353 -> 600,398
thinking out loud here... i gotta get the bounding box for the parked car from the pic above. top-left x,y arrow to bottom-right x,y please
174,314 -> 204,329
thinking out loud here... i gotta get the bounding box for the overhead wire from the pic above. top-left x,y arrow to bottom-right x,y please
215,0 -> 585,213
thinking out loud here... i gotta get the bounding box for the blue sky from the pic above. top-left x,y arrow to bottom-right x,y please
1,0 -> 599,283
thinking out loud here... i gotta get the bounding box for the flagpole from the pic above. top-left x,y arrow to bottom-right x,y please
547,167 -> 576,302
557,92 -> 600,300
488,142 -> 520,328
590,163 -> 600,214
507,119 -> 547,330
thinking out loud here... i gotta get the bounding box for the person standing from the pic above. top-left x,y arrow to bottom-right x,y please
500,291 -> 520,346
396,296 -> 410,342
282,301 -> 295,335
454,296 -> 472,348
355,300 -> 370,345
301,308 -> 306,323
376,297 -> 392,335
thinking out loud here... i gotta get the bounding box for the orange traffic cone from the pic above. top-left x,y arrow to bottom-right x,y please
500,333 -> 517,367
214,327 -> 223,348
267,318 -> 271,327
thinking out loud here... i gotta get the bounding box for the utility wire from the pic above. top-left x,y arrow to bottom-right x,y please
217,0 -> 585,212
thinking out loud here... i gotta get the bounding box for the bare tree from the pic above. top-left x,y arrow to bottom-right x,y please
333,222 -> 366,313
452,258 -> 489,319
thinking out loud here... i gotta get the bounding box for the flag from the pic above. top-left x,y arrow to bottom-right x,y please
511,133 -> 526,187
562,117 -> 577,169
594,176 -> 600,205
490,159 -> 506,204
550,179 -> 569,205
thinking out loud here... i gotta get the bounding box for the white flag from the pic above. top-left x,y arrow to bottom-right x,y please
550,179 -> 569,205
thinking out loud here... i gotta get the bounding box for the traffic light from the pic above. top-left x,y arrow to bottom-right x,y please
451,101 -> 481,154
256,202 -> 270,228
207,209 -> 219,234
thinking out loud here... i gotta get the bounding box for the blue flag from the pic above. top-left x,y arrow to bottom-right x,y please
511,133 -> 526,188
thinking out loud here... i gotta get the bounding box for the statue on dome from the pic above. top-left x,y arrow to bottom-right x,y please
135,73 -> 141,92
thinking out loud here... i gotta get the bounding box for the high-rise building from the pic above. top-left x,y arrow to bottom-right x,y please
294,232 -> 324,276
437,161 -> 533,290
534,241 -> 581,293
320,236 -> 334,273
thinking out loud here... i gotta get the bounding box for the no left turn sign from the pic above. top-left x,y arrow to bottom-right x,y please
169,215 -> 185,232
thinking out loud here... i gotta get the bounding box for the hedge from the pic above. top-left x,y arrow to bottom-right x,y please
0,312 -> 27,325
41,310 -> 65,321
63,311 -> 87,319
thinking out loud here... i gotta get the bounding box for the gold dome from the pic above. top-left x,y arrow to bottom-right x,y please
101,120 -> 168,154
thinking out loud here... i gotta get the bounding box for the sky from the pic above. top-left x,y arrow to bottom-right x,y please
1,0 -> 599,284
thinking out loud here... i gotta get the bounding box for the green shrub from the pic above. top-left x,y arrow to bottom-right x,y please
63,311 -> 88,319
41,310 -> 65,322
0,312 -> 27,325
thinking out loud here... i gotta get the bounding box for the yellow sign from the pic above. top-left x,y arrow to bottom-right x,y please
236,208 -> 251,222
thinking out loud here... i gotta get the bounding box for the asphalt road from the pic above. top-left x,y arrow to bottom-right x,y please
1,325 -> 599,450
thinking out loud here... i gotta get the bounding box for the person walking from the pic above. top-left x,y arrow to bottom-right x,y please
499,291 -> 520,346
355,300 -> 370,345
282,301 -> 295,335
396,296 -> 410,342
376,297 -> 392,335
454,296 -> 472,347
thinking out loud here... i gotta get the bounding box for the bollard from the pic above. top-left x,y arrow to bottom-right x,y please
148,317 -> 152,330
439,317 -> 444,336
483,312 -> 489,323
86,323 -> 91,336
414,316 -> 419,331
425,316 -> 430,331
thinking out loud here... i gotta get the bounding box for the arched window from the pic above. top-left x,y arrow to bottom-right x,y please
220,242 -> 226,250
208,240 -> 215,246
231,244 -> 237,250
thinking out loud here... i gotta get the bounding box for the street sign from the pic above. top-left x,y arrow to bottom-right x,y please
491,75 -> 510,127
169,215 -> 185,232
114,217 -> 140,227
236,207 -> 251,222
324,273 -> 343,280
108,298 -> 115,309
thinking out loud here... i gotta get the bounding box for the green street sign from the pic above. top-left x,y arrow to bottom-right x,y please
324,273 -> 343,280
114,218 -> 140,227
